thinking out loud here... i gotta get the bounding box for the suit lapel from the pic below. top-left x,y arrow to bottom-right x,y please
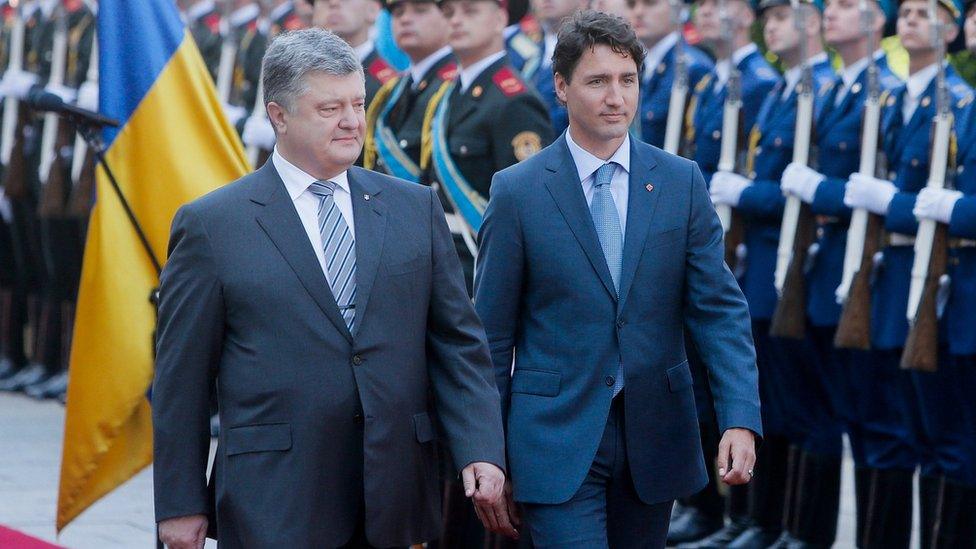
543,136 -> 618,301
347,168 -> 387,336
617,141 -> 660,312
251,162 -> 354,344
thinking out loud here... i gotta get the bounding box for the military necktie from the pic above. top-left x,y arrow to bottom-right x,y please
309,180 -> 357,332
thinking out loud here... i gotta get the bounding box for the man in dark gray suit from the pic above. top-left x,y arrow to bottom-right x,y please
152,28 -> 506,549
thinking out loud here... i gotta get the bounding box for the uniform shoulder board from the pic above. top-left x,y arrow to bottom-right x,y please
754,66 -> 778,81
695,73 -> 712,92
492,66 -> 527,97
203,12 -> 221,34
282,13 -> 303,31
369,58 -> 397,84
64,0 -> 83,12
520,17 -> 542,43
510,33 -> 540,60
2,4 -> 13,20
247,18 -> 259,32
958,94 -> 973,109
437,62 -> 458,82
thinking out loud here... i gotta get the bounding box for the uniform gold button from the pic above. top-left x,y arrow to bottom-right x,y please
712,130 -> 721,140
851,83 -> 861,94
399,139 -> 408,148
921,97 -> 930,107
460,145 -> 469,154
911,158 -> 919,167
839,142 -> 847,150
647,111 -> 654,120
774,137 -> 782,146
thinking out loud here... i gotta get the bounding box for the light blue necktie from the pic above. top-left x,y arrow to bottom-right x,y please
309,180 -> 357,332
590,162 -> 625,397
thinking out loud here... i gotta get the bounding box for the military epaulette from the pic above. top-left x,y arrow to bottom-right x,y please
437,62 -> 458,82
818,80 -> 835,97
203,12 -> 221,34
281,13 -> 304,31
753,65 -> 778,81
492,67 -> 526,97
879,89 -> 892,108
509,33 -> 540,61
2,4 -> 13,20
64,0 -> 84,13
369,58 -> 397,84
958,94 -> 973,110
520,17 -> 542,43
247,18 -> 259,32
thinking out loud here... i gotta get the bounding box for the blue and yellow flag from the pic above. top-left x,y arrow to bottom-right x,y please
57,0 -> 248,530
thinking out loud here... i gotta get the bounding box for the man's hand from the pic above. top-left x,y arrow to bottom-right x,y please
462,462 -> 519,539
158,514 -> 207,549
717,428 -> 756,486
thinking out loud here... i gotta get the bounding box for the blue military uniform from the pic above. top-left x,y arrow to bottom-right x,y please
686,44 -> 780,182
505,23 -> 542,77
527,29 -> 569,136
858,60 -> 973,548
637,34 -> 714,149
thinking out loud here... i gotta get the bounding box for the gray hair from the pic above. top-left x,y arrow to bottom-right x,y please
262,28 -> 365,112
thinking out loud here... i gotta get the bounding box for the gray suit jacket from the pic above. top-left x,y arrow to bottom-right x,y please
152,161 -> 505,548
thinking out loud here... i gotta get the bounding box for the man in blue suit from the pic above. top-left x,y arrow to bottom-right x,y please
474,11 -> 761,547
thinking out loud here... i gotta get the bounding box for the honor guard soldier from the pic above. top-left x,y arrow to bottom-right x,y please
423,0 -> 553,291
181,0 -> 224,80
309,0 -> 397,106
216,1 -> 261,128
773,0 -> 902,545
363,0 -> 456,181
674,2 -> 779,548
503,0 -> 542,75
628,0 -> 713,149
707,1 -> 834,546
527,0 -> 586,133
840,0 -> 973,545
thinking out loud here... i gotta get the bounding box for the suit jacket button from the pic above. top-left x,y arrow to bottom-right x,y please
353,414 -> 364,426
352,355 -> 363,365
616,319 -> 625,328
605,375 -> 615,387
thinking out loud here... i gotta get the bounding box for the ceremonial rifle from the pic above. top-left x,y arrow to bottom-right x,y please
0,2 -> 28,200
770,0 -> 817,339
67,39 -> 97,221
716,0 -> 745,269
215,0 -> 239,103
663,0 -> 688,155
834,0 -> 884,349
901,0 -> 952,371
37,5 -> 71,217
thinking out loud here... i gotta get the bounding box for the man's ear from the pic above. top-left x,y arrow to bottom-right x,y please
554,72 -> 569,105
267,102 -> 287,135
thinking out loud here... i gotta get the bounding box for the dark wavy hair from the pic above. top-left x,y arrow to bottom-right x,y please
551,10 -> 646,83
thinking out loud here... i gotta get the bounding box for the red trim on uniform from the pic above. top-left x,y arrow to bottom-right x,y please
368,58 -> 397,84
64,0 -> 83,13
437,62 -> 458,81
247,18 -> 259,31
203,13 -> 221,34
492,66 -> 526,97
283,14 -> 304,30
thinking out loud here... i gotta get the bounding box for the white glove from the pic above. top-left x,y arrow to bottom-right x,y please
242,115 -> 276,150
781,162 -> 825,204
844,173 -> 897,215
913,187 -> 962,224
710,171 -> 752,207
222,102 -> 247,125
75,81 -> 98,111
45,83 -> 77,104
1,69 -> 38,100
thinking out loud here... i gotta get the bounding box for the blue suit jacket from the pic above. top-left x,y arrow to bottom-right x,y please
474,134 -> 761,505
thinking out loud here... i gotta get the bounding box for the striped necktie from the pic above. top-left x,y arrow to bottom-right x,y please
309,180 -> 357,332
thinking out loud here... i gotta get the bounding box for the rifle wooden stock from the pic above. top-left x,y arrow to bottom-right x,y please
834,213 -> 883,349
1,108 -> 31,200
37,122 -> 74,217
770,203 -> 816,338
67,146 -> 95,220
724,211 -> 744,268
900,223 -> 947,372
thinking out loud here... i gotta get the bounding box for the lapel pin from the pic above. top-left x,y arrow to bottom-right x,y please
645,183 -> 654,192
364,194 -> 371,201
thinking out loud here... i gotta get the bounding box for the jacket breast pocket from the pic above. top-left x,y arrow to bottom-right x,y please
511,369 -> 561,397
385,255 -> 428,276
666,360 -> 693,392
647,227 -> 684,250
225,423 -> 292,456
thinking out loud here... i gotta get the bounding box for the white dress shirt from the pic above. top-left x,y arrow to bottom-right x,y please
780,52 -> 829,99
714,43 -> 759,93
642,32 -> 680,83
458,50 -> 507,93
408,46 -> 453,88
833,50 -> 883,106
566,129 -> 631,236
273,148 -> 356,278
902,63 -> 939,122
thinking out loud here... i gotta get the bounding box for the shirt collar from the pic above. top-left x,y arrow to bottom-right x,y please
642,32 -> 680,82
565,128 -> 631,184
409,46 -> 452,86
458,50 -> 506,93
715,43 -> 759,91
782,52 -> 829,98
273,147 -> 350,201
732,42 -> 758,66
906,62 -> 939,102
229,3 -> 260,28
354,39 -> 376,63
186,0 -> 215,22
839,55 -> 871,91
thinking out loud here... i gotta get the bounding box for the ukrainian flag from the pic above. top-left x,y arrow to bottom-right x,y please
57,0 -> 248,530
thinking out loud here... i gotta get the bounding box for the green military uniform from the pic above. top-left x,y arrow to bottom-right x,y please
186,0 -> 223,81
228,3 -> 262,111
364,46 -> 457,180
362,46 -> 397,108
